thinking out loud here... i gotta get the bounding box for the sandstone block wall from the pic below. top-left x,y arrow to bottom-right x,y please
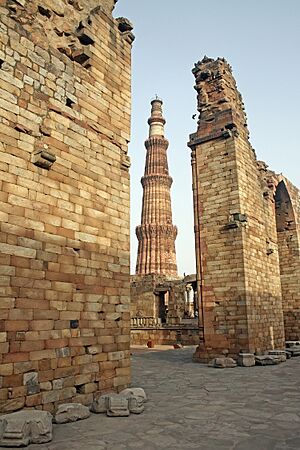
130,275 -> 162,318
131,328 -> 200,346
130,274 -> 200,346
189,57 -> 286,360
0,0 -> 133,413
130,274 -> 189,323
275,176 -> 300,340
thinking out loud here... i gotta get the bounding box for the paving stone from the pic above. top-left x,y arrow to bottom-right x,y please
273,413 -> 300,422
54,403 -> 90,424
286,437 -> 300,448
20,347 -> 300,450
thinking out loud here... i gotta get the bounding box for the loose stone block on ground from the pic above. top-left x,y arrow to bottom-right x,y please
0,410 -> 52,447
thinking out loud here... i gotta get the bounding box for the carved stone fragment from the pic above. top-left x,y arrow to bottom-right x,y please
255,354 -> 285,365
90,394 -> 110,413
120,387 -> 147,402
0,411 -> 52,447
208,357 -> 237,368
120,387 -> 147,414
106,395 -> 130,417
54,403 -> 90,424
237,353 -> 255,367
91,388 -> 146,416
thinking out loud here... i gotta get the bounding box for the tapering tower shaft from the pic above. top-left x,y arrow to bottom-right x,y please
135,99 -> 178,276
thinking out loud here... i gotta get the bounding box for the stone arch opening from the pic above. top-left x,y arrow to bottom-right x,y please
275,181 -> 296,232
275,180 -> 300,341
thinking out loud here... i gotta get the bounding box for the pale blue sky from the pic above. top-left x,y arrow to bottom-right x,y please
114,0 -> 300,275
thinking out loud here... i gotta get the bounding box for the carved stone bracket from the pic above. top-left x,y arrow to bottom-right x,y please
32,147 -> 56,170
136,224 -> 178,240
121,154 -> 131,171
145,136 -> 169,151
116,17 -> 135,44
222,213 -> 248,231
141,175 -> 172,188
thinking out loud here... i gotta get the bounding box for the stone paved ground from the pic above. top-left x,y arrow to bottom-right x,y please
27,347 -> 300,450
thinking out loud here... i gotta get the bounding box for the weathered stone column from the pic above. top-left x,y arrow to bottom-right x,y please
135,99 -> 178,276
188,57 -> 285,361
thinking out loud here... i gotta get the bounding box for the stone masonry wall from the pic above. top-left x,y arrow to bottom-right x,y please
131,328 -> 200,346
130,275 -> 161,318
189,57 -> 285,361
275,176 -> 300,340
130,274 -> 187,324
257,166 -> 300,341
0,0 -> 133,413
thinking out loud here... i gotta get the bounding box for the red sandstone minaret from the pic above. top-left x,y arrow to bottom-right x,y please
135,99 -> 178,276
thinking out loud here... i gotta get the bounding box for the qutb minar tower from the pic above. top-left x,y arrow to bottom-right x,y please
135,98 -> 178,276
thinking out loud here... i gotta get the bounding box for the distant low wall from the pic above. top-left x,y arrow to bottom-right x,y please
131,327 -> 200,346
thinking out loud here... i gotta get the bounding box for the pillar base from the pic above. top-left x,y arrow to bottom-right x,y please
192,344 -> 214,363
192,343 -> 237,363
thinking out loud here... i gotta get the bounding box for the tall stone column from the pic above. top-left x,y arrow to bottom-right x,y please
135,99 -> 178,276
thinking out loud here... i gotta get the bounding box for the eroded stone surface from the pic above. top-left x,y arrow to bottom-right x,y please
126,395 -> 144,414
285,343 -> 300,357
120,387 -> 147,402
106,395 -> 129,417
90,394 -> 112,414
286,348 -> 300,357
91,388 -> 146,416
54,403 -> 90,424
237,353 -> 255,367
268,350 -> 287,362
120,388 -> 146,414
0,410 -> 52,447
255,354 -> 286,365
208,357 -> 237,368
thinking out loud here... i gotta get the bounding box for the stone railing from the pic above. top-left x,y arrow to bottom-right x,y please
131,317 -> 200,329
131,317 -> 162,328
181,318 -> 199,326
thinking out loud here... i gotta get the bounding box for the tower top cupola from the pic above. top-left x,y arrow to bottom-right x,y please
148,97 -> 166,137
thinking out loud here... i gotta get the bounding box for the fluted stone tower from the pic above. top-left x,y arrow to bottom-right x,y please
135,99 -> 178,276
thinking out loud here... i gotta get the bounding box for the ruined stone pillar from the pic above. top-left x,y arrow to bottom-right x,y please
188,57 -> 285,361
135,99 -> 178,276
